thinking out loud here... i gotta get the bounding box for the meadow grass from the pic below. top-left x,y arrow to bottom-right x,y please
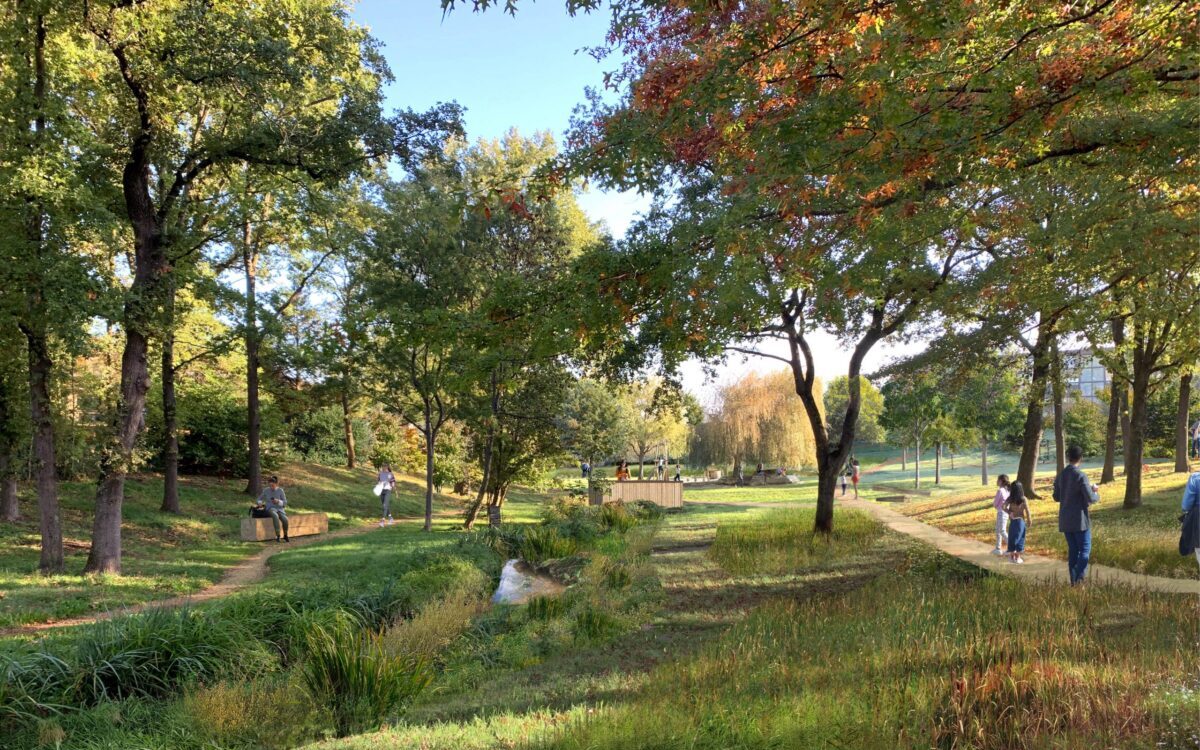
899,462 -> 1197,578
0,464 -> 459,628
535,561 -> 1196,750
709,507 -> 882,574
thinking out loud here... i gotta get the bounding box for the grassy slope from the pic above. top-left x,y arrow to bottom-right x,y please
315,498 -> 1196,750
0,464 -> 459,629
897,462 -> 1197,578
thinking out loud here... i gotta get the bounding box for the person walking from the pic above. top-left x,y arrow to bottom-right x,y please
657,457 -> 666,480
1004,481 -> 1031,564
377,464 -> 396,527
1181,470 -> 1200,572
991,474 -> 1011,556
850,459 -> 861,499
1191,419 -> 1200,460
841,466 -> 850,497
258,475 -> 289,543
581,461 -> 591,480
1053,444 -> 1098,585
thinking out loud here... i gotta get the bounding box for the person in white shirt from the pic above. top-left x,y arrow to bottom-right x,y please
990,474 -> 1011,555
377,464 -> 396,526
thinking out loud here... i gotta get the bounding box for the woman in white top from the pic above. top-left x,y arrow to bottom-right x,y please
991,474 -> 1011,555
377,464 -> 396,526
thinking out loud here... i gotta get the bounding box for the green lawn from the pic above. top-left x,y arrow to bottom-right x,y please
0,464 -> 459,629
898,462 -> 1197,578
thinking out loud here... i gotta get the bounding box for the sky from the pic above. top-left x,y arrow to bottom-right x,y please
350,1 -> 924,399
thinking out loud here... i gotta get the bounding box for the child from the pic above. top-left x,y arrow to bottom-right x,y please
851,459 -> 861,499
991,474 -> 1011,555
841,468 -> 849,497
1004,480 -> 1031,564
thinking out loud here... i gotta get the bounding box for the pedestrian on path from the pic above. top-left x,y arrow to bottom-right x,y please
258,476 -> 289,543
1180,470 -> 1200,572
1003,481 -> 1031,564
376,464 -> 396,527
851,459 -> 861,499
991,474 -> 1011,555
841,466 -> 849,497
1053,444 -> 1098,585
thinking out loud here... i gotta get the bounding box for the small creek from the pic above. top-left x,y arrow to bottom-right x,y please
491,559 -> 566,605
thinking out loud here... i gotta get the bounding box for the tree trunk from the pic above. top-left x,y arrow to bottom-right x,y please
914,435 -> 922,488
160,279 -> 180,513
935,442 -> 942,485
0,476 -> 16,523
1175,372 -> 1192,473
1101,386 -> 1120,484
1051,338 -> 1066,473
1016,318 -> 1054,497
341,383 -> 355,469
637,454 -> 645,479
243,232 -> 261,498
423,400 -> 434,532
901,446 -> 906,472
26,327 -> 62,572
463,429 -> 494,530
814,461 -> 838,531
980,437 -> 988,486
18,11 -> 61,570
1123,357 -> 1151,509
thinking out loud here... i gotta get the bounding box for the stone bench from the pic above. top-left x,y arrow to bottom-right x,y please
876,495 -> 908,503
240,512 -> 328,542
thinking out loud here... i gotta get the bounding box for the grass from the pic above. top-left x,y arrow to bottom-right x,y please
710,507 -> 883,574
898,462 -> 1197,578
0,463 -> 459,629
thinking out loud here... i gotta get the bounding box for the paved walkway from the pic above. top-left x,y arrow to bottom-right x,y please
685,498 -> 1199,595
842,498 -> 1200,595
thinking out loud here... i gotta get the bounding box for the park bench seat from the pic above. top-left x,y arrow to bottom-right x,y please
240,512 -> 328,542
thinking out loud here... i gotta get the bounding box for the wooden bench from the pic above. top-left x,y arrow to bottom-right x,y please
240,512 -> 328,542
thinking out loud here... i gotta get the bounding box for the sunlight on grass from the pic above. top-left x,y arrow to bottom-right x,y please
710,508 -> 882,575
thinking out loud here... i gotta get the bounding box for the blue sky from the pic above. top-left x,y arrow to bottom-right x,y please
351,1 -> 647,237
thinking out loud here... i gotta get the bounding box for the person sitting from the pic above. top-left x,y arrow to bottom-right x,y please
258,476 -> 289,543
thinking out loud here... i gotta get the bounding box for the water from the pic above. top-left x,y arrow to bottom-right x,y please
491,559 -> 566,605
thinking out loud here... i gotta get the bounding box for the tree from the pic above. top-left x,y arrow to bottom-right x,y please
693,370 -> 821,473
825,376 -> 885,446
620,380 -> 689,479
72,0 -> 391,573
559,379 -> 631,476
881,374 -> 942,489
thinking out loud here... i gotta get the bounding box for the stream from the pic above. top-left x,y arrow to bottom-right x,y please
491,559 -> 566,605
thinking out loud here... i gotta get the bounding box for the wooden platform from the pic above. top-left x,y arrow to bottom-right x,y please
240,512 -> 328,542
594,480 -> 683,509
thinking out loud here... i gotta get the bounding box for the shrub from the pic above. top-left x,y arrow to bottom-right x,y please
71,607 -> 274,705
520,526 -> 579,563
599,502 -> 637,533
182,675 -> 320,749
1063,399 -> 1107,458
301,622 -> 432,737
0,652 -> 72,728
382,591 -> 484,665
288,406 -> 374,467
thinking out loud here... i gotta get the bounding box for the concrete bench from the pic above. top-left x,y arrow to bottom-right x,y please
240,512 -> 328,542
876,495 -> 907,503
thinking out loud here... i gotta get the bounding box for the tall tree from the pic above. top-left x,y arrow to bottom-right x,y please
76,0 -> 390,572
1176,371 -> 1194,473
824,376 -> 886,446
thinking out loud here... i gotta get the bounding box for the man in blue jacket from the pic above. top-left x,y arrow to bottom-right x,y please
1053,444 -> 1097,585
1182,471 -> 1200,572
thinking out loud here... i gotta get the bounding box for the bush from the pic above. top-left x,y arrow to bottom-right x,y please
301,622 -> 432,737
182,675 -> 320,749
71,607 -> 275,705
382,591 -> 484,665
288,406 -> 374,467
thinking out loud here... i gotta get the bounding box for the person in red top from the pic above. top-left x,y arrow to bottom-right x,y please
850,459 -> 861,499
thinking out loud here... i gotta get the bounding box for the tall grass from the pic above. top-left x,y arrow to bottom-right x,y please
710,507 -> 882,574
539,561 -> 1193,750
302,621 -> 433,737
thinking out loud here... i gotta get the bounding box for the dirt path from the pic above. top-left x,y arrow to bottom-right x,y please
0,514 -> 456,638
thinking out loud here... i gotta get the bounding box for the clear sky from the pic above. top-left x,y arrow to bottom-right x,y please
350,1 -> 923,398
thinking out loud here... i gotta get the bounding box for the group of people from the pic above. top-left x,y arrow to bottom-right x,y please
840,459 -> 861,499
610,459 -> 682,482
989,445 -> 1097,582
989,443 -> 1200,584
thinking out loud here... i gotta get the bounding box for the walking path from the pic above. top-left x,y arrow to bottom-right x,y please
0,513 -> 458,638
843,498 -> 1200,595
687,498 -> 1200,595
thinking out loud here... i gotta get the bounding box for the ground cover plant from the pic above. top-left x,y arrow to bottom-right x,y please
0,494 -> 663,749
900,462 -> 1197,578
0,465 -> 448,629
